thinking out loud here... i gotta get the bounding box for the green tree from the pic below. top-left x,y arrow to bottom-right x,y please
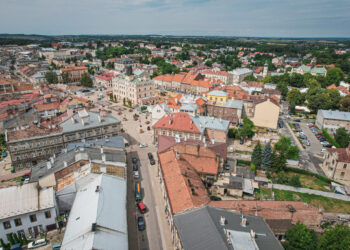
283,222 -> 318,250
326,88 -> 341,110
45,71 -> 58,84
274,136 -> 292,153
290,100 -> 296,115
13,233 -> 19,244
318,225 -> 350,250
251,143 -> 262,169
287,89 -> 304,105
80,73 -> 93,87
339,96 -> 350,112
238,118 -> 255,139
123,97 -> 126,106
7,233 -> 14,246
277,82 -> 288,98
307,92 -> 332,113
62,72 -> 69,83
261,143 -> 273,170
290,175 -> 301,187
286,146 -> 300,160
21,234 -> 28,245
326,67 -> 344,86
128,99 -> 132,108
334,128 -> 350,148
272,151 -> 287,172
228,128 -> 238,138
0,238 -> 5,248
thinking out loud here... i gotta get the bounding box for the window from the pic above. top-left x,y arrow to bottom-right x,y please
36,142 -> 40,147
16,155 -> 20,160
30,143 -> 33,149
344,164 -> 347,169
21,145 -> 26,150
14,146 -> 18,151
29,214 -> 37,222
45,211 -> 51,219
3,221 -> 11,229
162,130 -> 166,135
341,172 -> 345,177
26,162 -> 31,168
14,218 -> 22,227
50,140 -> 54,145
43,141 -> 47,146
32,152 -> 35,157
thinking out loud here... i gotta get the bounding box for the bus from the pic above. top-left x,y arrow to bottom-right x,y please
135,183 -> 142,201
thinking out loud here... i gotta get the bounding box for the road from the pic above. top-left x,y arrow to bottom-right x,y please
91,93 -> 172,250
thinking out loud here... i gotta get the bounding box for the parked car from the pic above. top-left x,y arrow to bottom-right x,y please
132,157 -> 138,164
52,242 -> 62,250
138,216 -> 146,231
148,152 -> 154,160
23,178 -> 30,184
294,119 -> 301,122
240,139 -> 244,144
303,140 -> 310,146
21,173 -> 30,181
149,158 -> 155,165
210,196 -> 222,201
139,143 -> 148,148
225,164 -> 230,170
321,149 -> 327,153
324,144 -> 333,148
134,170 -> 140,179
133,164 -> 138,171
137,202 -> 147,213
28,239 -> 48,249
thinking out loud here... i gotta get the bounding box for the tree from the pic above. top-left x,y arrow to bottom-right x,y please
128,99 -> 132,108
277,82 -> 288,97
334,128 -> 350,148
290,100 -> 296,115
261,143 -> 273,170
13,233 -> 19,244
45,71 -> 58,84
274,136 -> 292,153
0,238 -> 5,248
272,151 -> 287,172
290,175 -> 301,187
287,88 -> 304,105
326,88 -> 341,110
318,225 -> 350,250
339,96 -> 350,112
80,73 -> 93,87
228,128 -> 238,139
326,67 -> 344,86
62,72 -> 69,83
21,234 -> 28,245
286,146 -> 300,160
307,92 -> 332,113
238,118 -> 255,139
123,97 -> 126,106
7,233 -> 14,246
244,75 -> 258,81
251,143 -> 262,169
283,222 -> 318,250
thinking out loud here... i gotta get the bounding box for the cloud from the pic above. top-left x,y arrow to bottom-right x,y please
0,0 -> 349,37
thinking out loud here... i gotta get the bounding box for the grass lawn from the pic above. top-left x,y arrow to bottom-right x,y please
255,188 -> 273,199
273,189 -> 350,213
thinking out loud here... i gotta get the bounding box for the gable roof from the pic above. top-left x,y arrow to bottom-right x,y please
153,112 -> 201,134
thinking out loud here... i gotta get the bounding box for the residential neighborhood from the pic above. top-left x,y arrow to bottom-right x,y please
0,28 -> 350,250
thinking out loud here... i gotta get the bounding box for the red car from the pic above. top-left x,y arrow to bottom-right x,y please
137,202 -> 147,214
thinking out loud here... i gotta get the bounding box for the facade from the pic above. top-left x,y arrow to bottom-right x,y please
60,66 -> 88,82
201,70 -> 233,85
112,75 -> 157,106
6,110 -> 122,169
94,72 -> 118,88
114,57 -> 138,70
251,99 -> 280,129
153,112 -> 230,143
0,183 -> 57,243
295,65 -> 327,76
316,109 -> 350,132
322,146 -> 350,181
229,68 -> 253,83
151,103 -> 171,126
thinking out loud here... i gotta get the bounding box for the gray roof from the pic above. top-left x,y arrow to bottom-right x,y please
60,110 -> 120,133
180,104 -> 198,112
174,206 -> 283,250
207,90 -> 228,97
218,99 -> 243,110
30,147 -> 126,182
191,116 -> 230,133
67,136 -> 125,151
61,174 -> 127,250
319,109 -> 350,122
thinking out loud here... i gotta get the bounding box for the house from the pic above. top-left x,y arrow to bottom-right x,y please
327,84 -> 350,97
322,145 -> 350,182
94,72 -> 118,88
229,68 -> 253,83
60,67 -> 88,82
206,98 -> 243,125
61,174 -> 128,250
172,206 -> 283,250
151,103 -> 171,125
6,110 -> 122,169
251,98 -> 280,129
316,109 -> 350,132
0,183 -> 57,243
201,70 -> 233,85
114,57 -> 138,70
295,65 -> 327,76
153,112 -> 230,143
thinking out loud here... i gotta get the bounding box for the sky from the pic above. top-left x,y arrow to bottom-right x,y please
0,0 -> 350,37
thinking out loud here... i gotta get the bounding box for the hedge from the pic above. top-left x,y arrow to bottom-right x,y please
237,159 -> 251,166
285,167 -> 337,184
322,129 -> 341,148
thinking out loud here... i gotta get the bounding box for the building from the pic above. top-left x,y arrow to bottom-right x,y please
153,112 -> 230,143
94,72 -> 118,88
173,206 -> 283,250
316,110 -> 350,132
0,183 -> 57,243
251,99 -> 280,129
230,68 -> 253,83
151,103 -> 171,126
6,110 -> 122,169
60,67 -> 88,82
61,174 -> 128,250
322,146 -> 350,181
112,75 -> 157,106
201,70 -> 233,85
114,57 -> 138,70
295,65 -> 327,76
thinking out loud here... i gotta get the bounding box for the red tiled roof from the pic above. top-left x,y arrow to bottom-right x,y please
327,147 -> 350,163
202,70 -> 231,76
60,66 -> 88,72
153,113 -> 200,134
35,102 -> 60,112
159,149 -> 210,214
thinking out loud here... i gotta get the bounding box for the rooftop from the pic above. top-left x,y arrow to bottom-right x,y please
0,183 -> 55,220
61,174 -> 127,250
319,109 -> 350,122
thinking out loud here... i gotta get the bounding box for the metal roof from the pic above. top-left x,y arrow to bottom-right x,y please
61,174 -> 127,250
191,115 -> 230,133
207,90 -> 228,97
319,109 -> 350,122
174,206 -> 283,250
218,99 -> 243,109
0,182 -> 55,220
66,136 -> 125,151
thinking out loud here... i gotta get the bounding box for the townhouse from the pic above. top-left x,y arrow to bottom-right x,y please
201,69 -> 233,85
59,66 -> 88,82
322,145 -> 350,181
316,110 -> 350,132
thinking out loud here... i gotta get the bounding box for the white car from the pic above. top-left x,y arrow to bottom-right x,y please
134,170 -> 140,179
139,144 -> 148,148
28,239 -> 48,249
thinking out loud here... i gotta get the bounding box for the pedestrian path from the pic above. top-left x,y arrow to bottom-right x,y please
268,183 -> 350,201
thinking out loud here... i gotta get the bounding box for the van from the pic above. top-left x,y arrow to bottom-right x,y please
137,202 -> 147,213
135,183 -> 142,201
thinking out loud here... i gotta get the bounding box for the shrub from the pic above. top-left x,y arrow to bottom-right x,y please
322,129 -> 341,148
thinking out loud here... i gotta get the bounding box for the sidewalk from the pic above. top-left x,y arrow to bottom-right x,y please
0,169 -> 28,181
269,183 -> 350,201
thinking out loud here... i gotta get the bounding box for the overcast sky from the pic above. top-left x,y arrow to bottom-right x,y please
1,0 -> 350,37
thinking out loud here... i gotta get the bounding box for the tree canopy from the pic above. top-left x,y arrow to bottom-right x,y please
238,118 -> 255,139
334,128 -> 350,148
283,222 -> 318,250
318,225 -> 350,250
80,73 -> 93,87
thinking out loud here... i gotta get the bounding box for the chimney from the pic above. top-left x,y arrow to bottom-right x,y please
241,215 -> 247,227
50,157 -> 54,164
220,216 -> 226,226
250,229 -> 256,239
64,161 -> 67,167
102,154 -> 106,162
95,185 -> 100,192
203,137 -> 206,144
47,161 -> 52,169
169,118 -> 173,125
211,139 -> 215,144
81,119 -> 85,126
100,147 -> 104,154
175,150 -> 180,160
71,117 -> 75,124
98,115 -> 101,123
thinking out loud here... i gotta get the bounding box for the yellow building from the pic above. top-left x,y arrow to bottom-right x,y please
205,90 -> 229,105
